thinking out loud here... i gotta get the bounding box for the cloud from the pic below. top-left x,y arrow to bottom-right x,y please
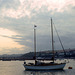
0,28 -> 29,54
0,0 -> 75,19
0,0 -> 75,54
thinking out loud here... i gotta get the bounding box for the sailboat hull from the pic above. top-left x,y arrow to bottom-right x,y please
23,63 -> 66,70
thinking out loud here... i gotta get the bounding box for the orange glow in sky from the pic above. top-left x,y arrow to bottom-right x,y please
0,28 -> 17,37
0,28 -> 24,52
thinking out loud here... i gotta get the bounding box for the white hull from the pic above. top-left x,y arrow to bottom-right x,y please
23,63 -> 66,70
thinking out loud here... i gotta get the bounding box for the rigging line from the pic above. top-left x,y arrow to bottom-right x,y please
52,22 -> 66,56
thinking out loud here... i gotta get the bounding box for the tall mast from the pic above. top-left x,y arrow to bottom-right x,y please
51,18 -> 55,63
34,25 -> 37,65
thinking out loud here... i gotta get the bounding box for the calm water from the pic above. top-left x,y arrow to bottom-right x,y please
0,59 -> 75,75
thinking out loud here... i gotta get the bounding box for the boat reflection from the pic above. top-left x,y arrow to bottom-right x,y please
24,70 -> 66,75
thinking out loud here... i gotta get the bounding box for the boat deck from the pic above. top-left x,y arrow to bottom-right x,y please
24,62 -> 65,66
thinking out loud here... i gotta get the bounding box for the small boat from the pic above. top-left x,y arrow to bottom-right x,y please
23,18 -> 66,70
24,62 -> 66,70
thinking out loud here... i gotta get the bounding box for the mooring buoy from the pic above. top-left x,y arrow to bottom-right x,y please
68,67 -> 72,69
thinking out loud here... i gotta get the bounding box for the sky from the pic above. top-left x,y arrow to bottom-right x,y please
0,0 -> 75,54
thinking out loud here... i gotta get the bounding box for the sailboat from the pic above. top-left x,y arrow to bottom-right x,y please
23,18 -> 66,70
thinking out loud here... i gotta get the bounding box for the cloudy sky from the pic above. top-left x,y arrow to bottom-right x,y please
0,0 -> 75,54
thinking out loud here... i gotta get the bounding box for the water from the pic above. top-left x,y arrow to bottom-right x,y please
0,59 -> 75,75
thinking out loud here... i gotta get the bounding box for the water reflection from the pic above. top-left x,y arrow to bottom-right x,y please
24,70 -> 66,75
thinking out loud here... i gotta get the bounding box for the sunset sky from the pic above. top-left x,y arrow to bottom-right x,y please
0,0 -> 75,54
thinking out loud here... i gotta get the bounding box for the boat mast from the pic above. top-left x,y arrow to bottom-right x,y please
34,25 -> 37,65
51,18 -> 55,63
